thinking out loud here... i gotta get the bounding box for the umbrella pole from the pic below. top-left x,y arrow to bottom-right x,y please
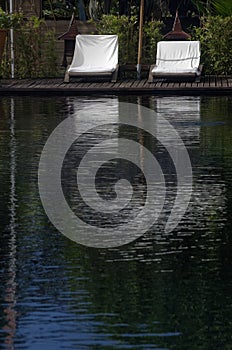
137,0 -> 144,80
9,0 -> 14,78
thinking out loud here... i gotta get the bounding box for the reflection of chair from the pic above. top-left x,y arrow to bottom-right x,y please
148,41 -> 203,83
64,34 -> 119,83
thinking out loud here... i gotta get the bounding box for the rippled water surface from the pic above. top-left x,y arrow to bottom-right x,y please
0,95 -> 232,350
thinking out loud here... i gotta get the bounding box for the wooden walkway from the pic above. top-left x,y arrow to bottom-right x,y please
0,76 -> 232,95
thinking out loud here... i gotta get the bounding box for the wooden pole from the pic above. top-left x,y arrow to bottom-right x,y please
9,0 -> 14,78
137,0 -> 145,80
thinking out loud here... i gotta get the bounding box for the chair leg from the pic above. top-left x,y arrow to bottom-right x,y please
148,65 -> 155,83
195,64 -> 203,82
64,65 -> 70,83
111,65 -> 119,83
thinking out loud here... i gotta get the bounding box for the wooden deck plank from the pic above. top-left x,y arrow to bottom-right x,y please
154,80 -> 164,88
127,80 -> 136,88
141,80 -> 153,89
118,79 -> 130,88
130,80 -> 142,88
221,76 -> 228,88
197,77 -> 204,88
47,80 -> 64,88
5,79 -> 27,88
9,79 -> 32,89
134,79 -> 148,90
224,76 -> 229,87
191,81 -> 198,89
4,79 -> 19,86
57,81 -> 70,88
73,82 -> 89,88
179,81 -> 187,89
227,76 -> 232,87
216,76 -> 222,87
32,80 -> 50,88
0,76 -> 231,95
203,75 -> 210,87
63,82 -> 80,89
170,82 -> 178,89
209,75 -> 216,87
184,81 -> 193,89
97,81 -> 114,89
141,79 -> 148,87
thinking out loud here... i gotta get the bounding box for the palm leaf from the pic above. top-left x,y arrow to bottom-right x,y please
192,0 -> 232,16
210,0 -> 232,16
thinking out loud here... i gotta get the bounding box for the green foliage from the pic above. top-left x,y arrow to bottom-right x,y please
211,0 -> 232,16
191,0 -> 232,17
93,15 -> 163,64
94,15 -> 138,64
191,16 -> 232,74
0,16 -> 59,78
143,20 -> 163,64
42,0 -> 79,19
42,0 -> 170,20
41,29 -> 59,77
0,7 -> 23,29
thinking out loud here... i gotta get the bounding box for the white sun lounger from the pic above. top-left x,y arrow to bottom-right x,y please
64,34 -> 119,83
148,41 -> 203,82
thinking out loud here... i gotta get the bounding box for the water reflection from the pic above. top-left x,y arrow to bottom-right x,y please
1,99 -> 17,350
0,95 -> 232,349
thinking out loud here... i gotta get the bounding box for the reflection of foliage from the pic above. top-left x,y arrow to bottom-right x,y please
1,95 -> 232,349
59,96 -> 232,350
191,16 -> 232,74
64,225 -> 232,349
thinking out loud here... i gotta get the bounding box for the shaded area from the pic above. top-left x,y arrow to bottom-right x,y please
0,95 -> 232,349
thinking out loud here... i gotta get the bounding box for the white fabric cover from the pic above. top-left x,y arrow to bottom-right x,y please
68,35 -> 118,74
152,41 -> 200,74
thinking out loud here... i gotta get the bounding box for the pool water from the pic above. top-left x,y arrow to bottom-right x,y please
0,95 -> 232,350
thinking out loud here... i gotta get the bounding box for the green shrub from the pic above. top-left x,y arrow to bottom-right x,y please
143,20 -> 163,64
93,15 -> 163,65
0,16 -> 60,78
0,7 -> 23,29
93,15 -> 138,64
191,16 -> 232,74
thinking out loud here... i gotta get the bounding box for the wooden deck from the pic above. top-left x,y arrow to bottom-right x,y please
0,75 -> 232,95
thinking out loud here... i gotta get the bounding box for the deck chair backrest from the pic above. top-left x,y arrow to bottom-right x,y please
156,41 -> 200,71
70,35 -> 118,70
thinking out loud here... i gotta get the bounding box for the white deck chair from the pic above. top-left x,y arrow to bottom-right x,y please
148,41 -> 203,83
64,34 -> 119,83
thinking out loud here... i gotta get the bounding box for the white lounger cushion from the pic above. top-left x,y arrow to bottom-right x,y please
68,35 -> 118,74
152,41 -> 201,74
